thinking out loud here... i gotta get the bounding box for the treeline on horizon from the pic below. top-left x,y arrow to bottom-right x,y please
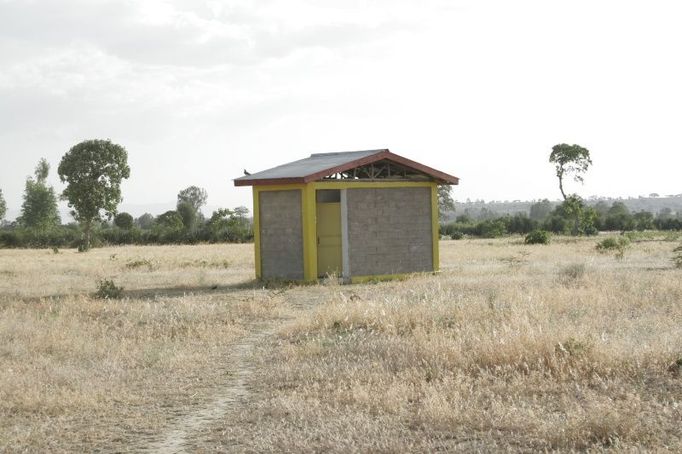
0,201 -> 253,249
441,198 -> 682,239
0,154 -> 252,249
445,194 -> 682,222
0,204 -> 254,250
2,141 -> 681,249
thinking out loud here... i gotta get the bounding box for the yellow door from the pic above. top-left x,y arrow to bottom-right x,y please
316,202 -> 342,277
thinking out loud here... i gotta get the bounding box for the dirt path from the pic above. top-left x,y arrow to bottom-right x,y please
141,324 -> 274,453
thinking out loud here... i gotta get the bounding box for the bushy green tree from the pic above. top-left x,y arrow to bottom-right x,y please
504,213 -> 537,234
156,210 -> 184,230
604,201 -> 634,231
549,143 -> 592,200
544,143 -> 596,236
0,189 -> 6,223
58,139 -> 130,251
177,186 -> 207,213
176,186 -> 208,231
548,195 -> 597,235
153,210 -> 184,243
177,200 -> 198,231
135,213 -> 155,229
437,185 -> 455,220
205,206 -> 252,242
632,211 -> 654,231
18,158 -> 61,230
114,212 -> 134,230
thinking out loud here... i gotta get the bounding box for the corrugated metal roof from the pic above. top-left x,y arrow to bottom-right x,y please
234,150 -> 383,183
234,149 -> 459,186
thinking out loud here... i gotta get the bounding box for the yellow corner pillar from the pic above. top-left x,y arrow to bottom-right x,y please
301,184 -> 318,281
431,183 -> 440,272
252,187 -> 262,279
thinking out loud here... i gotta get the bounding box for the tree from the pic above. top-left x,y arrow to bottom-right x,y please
551,195 -> 598,235
633,211 -> 654,231
437,185 -> 455,221
0,189 -> 6,223
58,139 -> 130,251
18,158 -> 61,230
156,210 -> 184,230
205,207 -> 252,242
35,158 -> 49,181
549,144 -> 592,200
135,213 -> 155,229
604,201 -> 633,231
529,199 -> 553,221
177,186 -> 207,213
176,201 -> 198,231
114,212 -> 134,230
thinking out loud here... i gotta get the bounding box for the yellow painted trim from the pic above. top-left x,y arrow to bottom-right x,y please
252,187 -> 261,279
431,183 -> 439,272
255,184 -> 306,192
302,184 -> 318,281
311,181 -> 434,190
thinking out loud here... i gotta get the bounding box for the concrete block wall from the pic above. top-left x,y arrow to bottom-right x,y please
346,187 -> 433,276
259,190 -> 304,280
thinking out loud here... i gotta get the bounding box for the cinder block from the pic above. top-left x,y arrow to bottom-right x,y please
347,187 -> 433,276
259,190 -> 304,280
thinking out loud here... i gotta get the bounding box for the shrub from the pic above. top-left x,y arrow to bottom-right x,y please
596,236 -> 630,259
596,236 -> 629,250
450,231 -> 464,240
100,227 -> 142,245
475,219 -> 507,238
94,279 -> 124,299
525,229 -> 550,245
0,226 -> 81,248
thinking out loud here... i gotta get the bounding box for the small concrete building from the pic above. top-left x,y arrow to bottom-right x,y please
234,149 -> 459,283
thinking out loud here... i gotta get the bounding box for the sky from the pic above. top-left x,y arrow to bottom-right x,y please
1,0 -> 681,220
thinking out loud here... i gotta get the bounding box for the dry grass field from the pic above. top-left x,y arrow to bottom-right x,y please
1,236 -> 681,452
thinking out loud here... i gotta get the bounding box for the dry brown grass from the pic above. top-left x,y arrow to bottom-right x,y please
207,237 -> 682,452
1,238 -> 681,452
0,244 -> 287,452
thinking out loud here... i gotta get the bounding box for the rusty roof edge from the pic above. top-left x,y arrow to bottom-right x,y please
233,177 -> 306,187
233,149 -> 460,186
382,151 -> 460,185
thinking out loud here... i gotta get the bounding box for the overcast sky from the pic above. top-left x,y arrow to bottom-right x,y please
1,0 -> 681,220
